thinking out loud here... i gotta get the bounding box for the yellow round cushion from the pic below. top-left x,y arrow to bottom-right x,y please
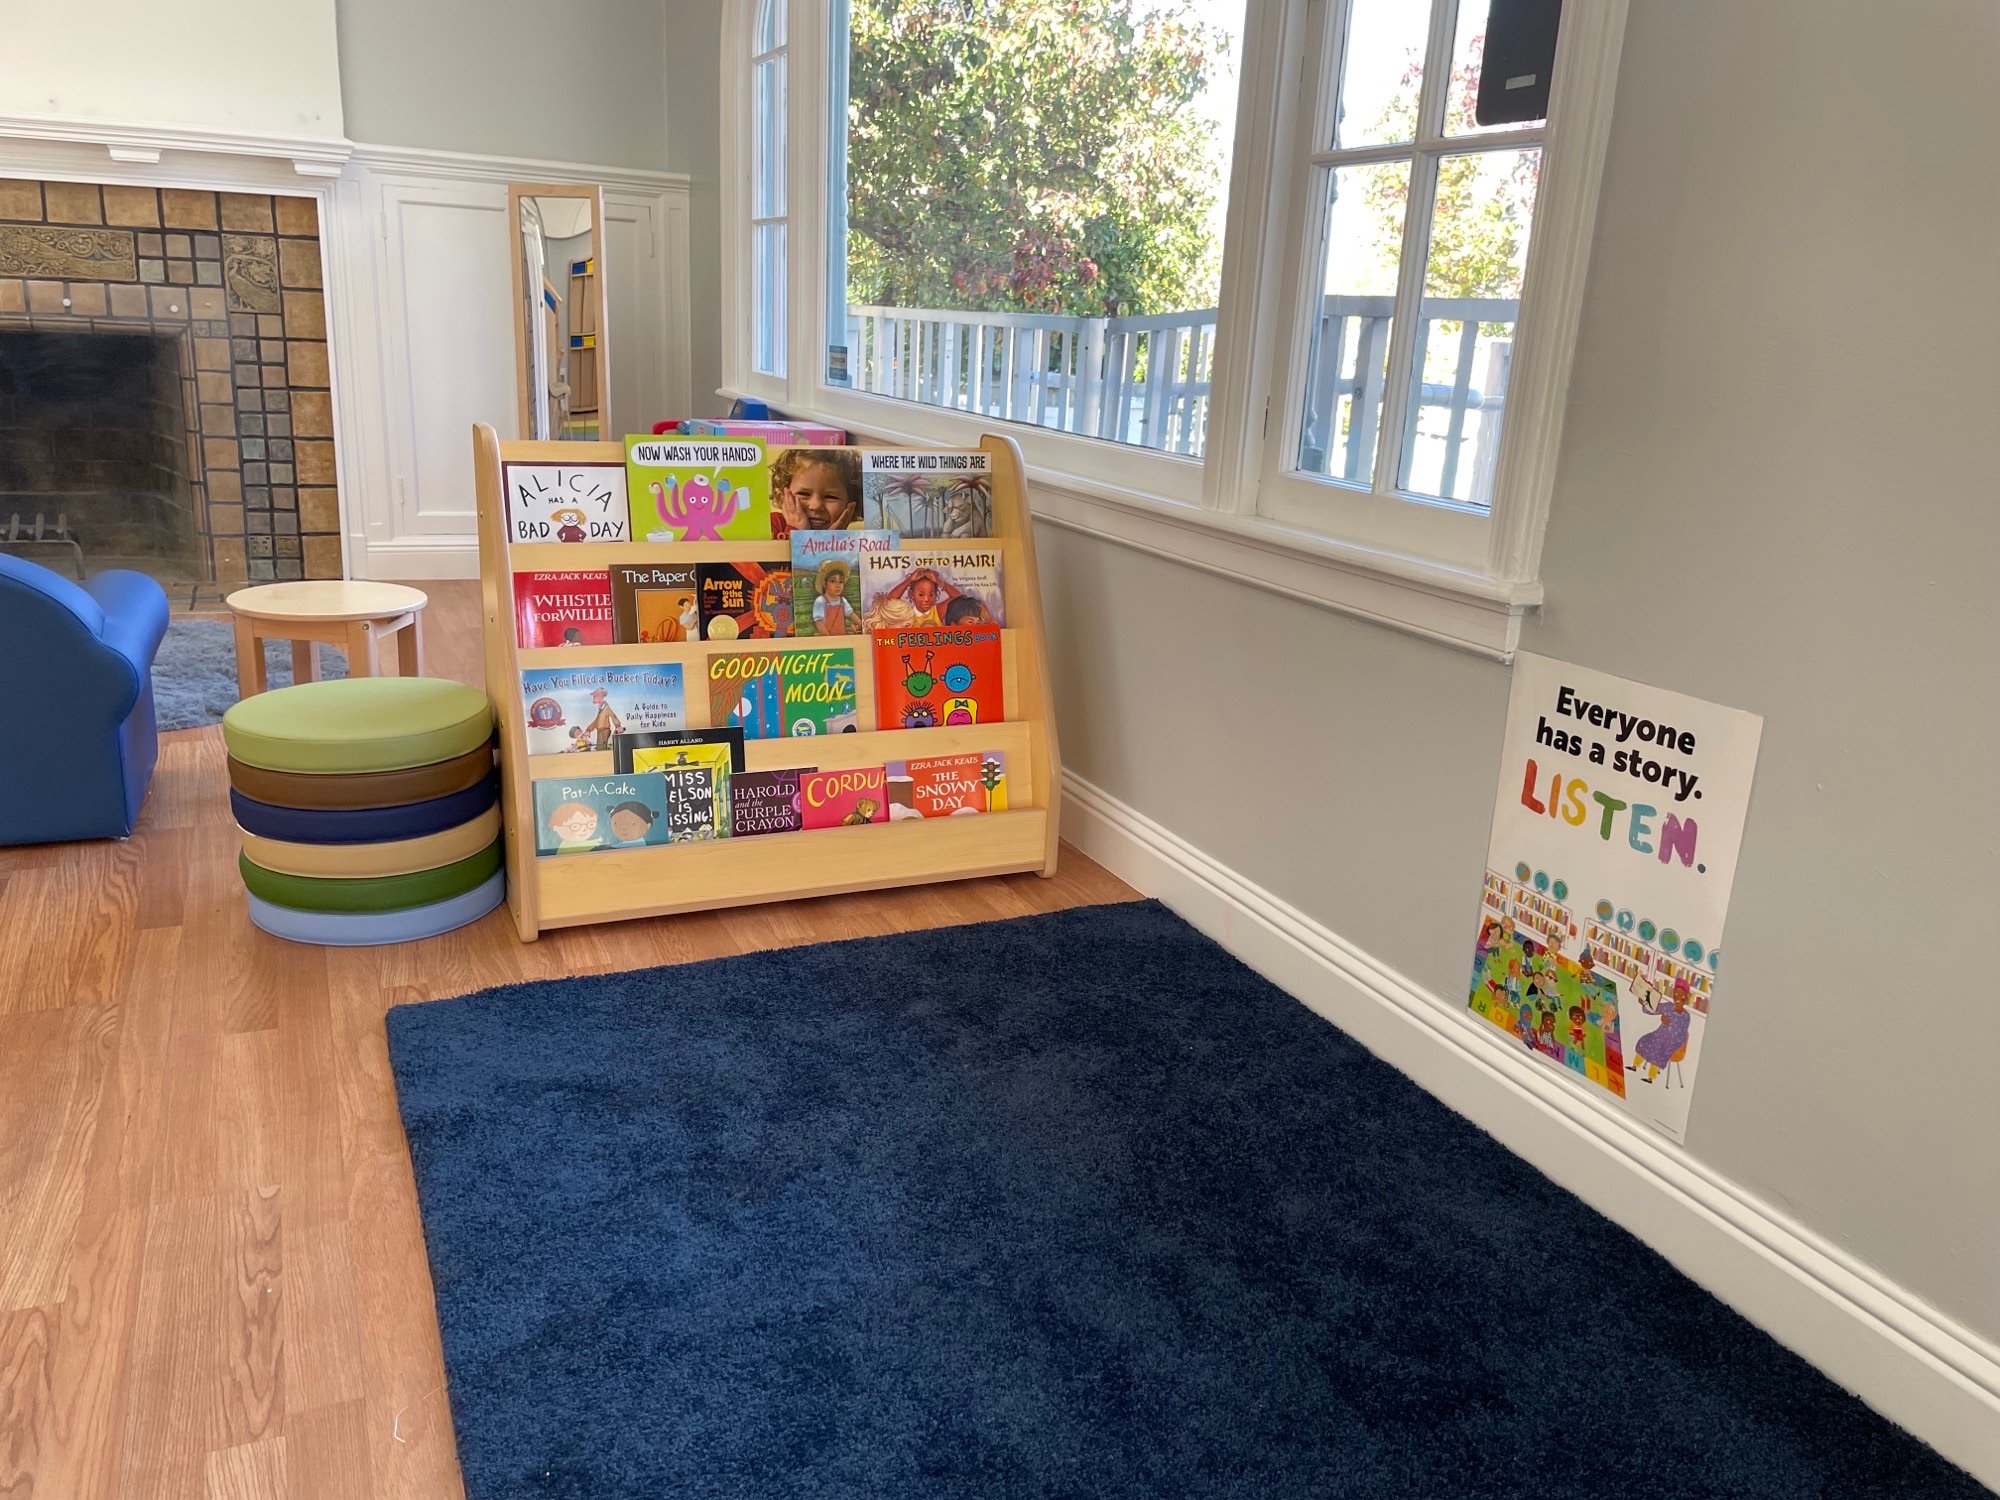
222,677 -> 493,774
236,806 -> 501,879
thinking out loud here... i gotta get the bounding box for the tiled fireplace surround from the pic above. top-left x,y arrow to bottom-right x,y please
0,179 -> 340,582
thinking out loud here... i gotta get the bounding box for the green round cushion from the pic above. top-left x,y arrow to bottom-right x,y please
223,678 -> 494,774
239,839 -> 503,914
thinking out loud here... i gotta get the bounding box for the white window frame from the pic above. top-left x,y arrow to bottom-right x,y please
721,0 -> 1629,657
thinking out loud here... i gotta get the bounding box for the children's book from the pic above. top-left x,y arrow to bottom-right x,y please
521,663 -> 684,755
767,447 -> 866,536
533,774 -> 671,855
730,768 -> 810,837
861,450 -> 994,537
514,570 -> 613,648
501,462 -> 629,544
885,752 -> 1008,819
707,647 -> 858,739
609,564 -> 701,644
799,766 -> 889,830
860,545 -> 1004,630
623,436 -> 770,542
643,745 -> 733,838
681,419 -> 849,444
697,561 -> 792,639
790,529 -> 895,637
611,727 -> 746,774
872,625 -> 1005,730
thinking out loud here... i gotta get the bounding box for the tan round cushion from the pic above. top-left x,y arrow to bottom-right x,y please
237,806 -> 501,878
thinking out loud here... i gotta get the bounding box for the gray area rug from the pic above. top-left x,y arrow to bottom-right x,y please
152,618 -> 349,731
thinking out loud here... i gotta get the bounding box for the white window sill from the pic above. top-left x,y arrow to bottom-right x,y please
719,387 -> 1538,660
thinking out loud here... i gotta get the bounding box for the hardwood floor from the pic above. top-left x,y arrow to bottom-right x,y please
0,579 -> 1134,1499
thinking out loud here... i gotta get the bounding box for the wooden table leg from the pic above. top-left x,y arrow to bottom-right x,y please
346,619 -> 382,677
396,613 -> 426,678
232,614 -> 268,698
290,638 -> 321,684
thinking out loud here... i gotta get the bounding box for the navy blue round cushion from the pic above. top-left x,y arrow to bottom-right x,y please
232,772 -> 499,844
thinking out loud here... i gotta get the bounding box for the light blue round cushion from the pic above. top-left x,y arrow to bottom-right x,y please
245,868 -> 506,947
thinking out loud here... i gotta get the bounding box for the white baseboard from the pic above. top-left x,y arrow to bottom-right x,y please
349,536 -> 479,582
1061,769 -> 2000,1492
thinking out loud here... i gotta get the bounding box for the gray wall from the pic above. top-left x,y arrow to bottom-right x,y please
333,0 -> 727,416
1042,0 -> 2000,1343
334,0 -> 670,169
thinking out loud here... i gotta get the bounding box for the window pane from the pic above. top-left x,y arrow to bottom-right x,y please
754,222 -> 788,376
836,0 -> 1245,457
1331,0 -> 1434,148
756,0 -> 786,55
1295,160 -> 1409,485
753,52 -> 786,219
1446,0 -> 1551,138
1397,147 -> 1539,505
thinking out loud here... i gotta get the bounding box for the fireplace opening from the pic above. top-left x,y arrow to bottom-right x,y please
0,328 -> 200,584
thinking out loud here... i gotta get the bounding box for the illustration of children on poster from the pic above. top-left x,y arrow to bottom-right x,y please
1469,654 -> 1763,1142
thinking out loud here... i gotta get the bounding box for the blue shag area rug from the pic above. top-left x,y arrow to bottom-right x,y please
151,617 -> 347,730
386,901 -> 1982,1500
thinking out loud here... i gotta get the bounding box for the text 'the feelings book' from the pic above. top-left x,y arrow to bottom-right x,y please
873,625 -> 1004,730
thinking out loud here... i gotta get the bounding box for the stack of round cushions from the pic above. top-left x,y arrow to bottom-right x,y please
222,677 -> 505,945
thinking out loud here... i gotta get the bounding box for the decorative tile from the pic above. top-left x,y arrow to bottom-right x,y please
201,403 -> 236,434
189,287 -> 226,320
25,280 -> 65,313
64,283 -> 106,317
208,503 -> 243,536
0,280 -> 23,314
163,233 -> 192,260
193,336 -> 230,371
263,390 -> 290,414
203,438 -> 239,470
108,282 -> 150,319
221,234 -> 280,313
258,339 -> 284,364
291,390 -> 331,437
273,197 -> 319,237
218,193 -> 274,233
286,341 -> 329,389
302,536 -> 341,578
209,470 -> 242,502
242,437 -> 267,460
102,186 -> 160,228
138,259 -> 165,284
267,438 -> 294,461
275,557 -> 303,582
275,534 -> 300,557
0,224 -> 137,280
161,189 -> 219,230
194,262 -> 222,287
245,486 -> 271,506
234,364 -> 261,388
257,314 -> 283,337
166,259 -> 194,285
277,238 -> 322,290
244,462 -> 268,485
197,370 -> 232,403
247,512 -> 272,536
268,464 -> 294,486
0,180 -> 43,220
280,288 -> 326,340
239,415 -> 265,438
299,488 -> 340,532
192,233 -> 221,259
274,513 -> 299,538
148,286 -> 188,319
136,232 -> 163,256
229,312 -> 259,337
265,414 -> 291,439
295,441 -> 336,485
43,182 -> 103,226
214,537 -> 248,580
248,557 -> 275,581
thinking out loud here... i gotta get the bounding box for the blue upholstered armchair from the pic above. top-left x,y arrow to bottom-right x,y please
0,555 -> 169,843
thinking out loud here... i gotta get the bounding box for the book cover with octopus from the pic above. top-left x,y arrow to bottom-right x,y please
622,436 -> 771,543
1468,652 -> 1764,1144
871,626 -> 1003,731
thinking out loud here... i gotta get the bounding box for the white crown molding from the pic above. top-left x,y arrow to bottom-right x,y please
0,110 -> 351,176
346,141 -> 690,194
1060,767 -> 2000,1493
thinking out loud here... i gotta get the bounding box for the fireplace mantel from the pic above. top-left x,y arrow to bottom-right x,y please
0,113 -> 352,180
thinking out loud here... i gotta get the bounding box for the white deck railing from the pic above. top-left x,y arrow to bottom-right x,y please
845,295 -> 1516,506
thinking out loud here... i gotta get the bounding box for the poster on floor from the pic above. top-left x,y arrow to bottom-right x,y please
1468,653 -> 1763,1142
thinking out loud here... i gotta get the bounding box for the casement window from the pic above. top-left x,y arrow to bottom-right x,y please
725,0 -> 1628,655
751,0 -> 790,377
